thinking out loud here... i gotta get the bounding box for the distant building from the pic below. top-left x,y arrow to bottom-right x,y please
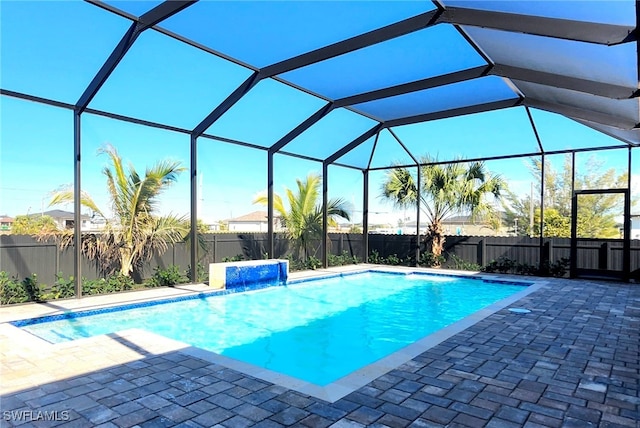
30,210 -> 92,231
226,211 -> 281,232
0,215 -> 14,231
398,214 -> 509,236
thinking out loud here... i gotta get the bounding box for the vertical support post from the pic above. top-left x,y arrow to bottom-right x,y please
570,153 -> 578,278
267,151 -> 275,258
623,147 -> 632,280
571,152 -> 576,201
73,110 -> 82,298
569,152 -> 578,278
415,164 -> 421,266
539,153 -> 546,269
189,134 -> 198,282
363,170 -> 369,263
322,162 -> 329,268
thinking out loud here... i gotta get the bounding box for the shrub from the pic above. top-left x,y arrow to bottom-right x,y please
83,274 -> 134,296
42,274 -> 75,300
187,262 -> 208,283
304,256 -> 322,270
285,254 -> 303,271
539,257 -> 570,278
515,262 -> 539,276
368,249 -> 384,264
147,265 -> 189,287
419,252 -> 445,268
368,250 -> 412,266
482,257 -> 516,274
285,254 -> 325,271
22,274 -> 42,302
1,271 -> 32,304
385,254 -> 401,266
482,256 -> 570,278
328,251 -> 359,267
222,255 -> 244,262
446,254 -> 480,271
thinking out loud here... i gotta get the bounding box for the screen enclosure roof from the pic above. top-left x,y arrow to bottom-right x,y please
1,0 -> 638,170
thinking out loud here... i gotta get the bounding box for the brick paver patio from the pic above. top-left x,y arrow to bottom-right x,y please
1,275 -> 638,427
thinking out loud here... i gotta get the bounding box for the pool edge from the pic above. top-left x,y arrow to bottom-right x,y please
174,274 -> 547,403
3,266 -> 548,402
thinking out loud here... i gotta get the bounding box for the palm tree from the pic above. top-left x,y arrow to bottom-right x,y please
44,144 -> 188,277
381,156 -> 505,265
253,173 -> 351,260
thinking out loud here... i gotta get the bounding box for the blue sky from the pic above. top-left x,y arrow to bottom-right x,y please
1,1 -> 637,227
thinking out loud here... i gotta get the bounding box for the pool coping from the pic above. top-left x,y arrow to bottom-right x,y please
0,265 -> 548,401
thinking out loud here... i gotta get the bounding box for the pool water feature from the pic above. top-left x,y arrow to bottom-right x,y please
15,270 -> 532,388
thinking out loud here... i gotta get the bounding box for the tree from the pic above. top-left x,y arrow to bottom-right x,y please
381,157 -> 505,265
253,173 -> 351,260
505,155 -> 626,238
11,215 -> 58,235
42,144 -> 188,277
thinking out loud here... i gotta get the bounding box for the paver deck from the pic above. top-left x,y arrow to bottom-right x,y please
1,267 -> 638,427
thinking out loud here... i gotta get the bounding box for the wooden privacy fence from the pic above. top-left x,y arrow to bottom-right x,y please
0,233 -> 364,284
1,233 -> 638,284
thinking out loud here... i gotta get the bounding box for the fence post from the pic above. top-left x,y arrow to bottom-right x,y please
600,242 -> 611,270
56,244 -> 60,278
478,239 -> 487,267
213,235 -> 217,263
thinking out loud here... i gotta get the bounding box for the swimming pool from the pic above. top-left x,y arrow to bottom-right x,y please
15,270 -> 533,390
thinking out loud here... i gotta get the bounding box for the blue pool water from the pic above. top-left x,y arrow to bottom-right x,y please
17,271 -> 527,386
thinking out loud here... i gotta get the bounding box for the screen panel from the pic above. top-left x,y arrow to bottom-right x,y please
574,148 -> 629,191
328,165 -> 365,238
391,107 -> 541,162
89,30 -> 254,129
160,1 -> 434,67
206,79 -> 326,148
82,113 -> 191,222
334,136 -> 376,170
573,120 -> 640,146
516,80 -> 639,129
529,109 -> 633,152
368,130 -> 417,169
442,0 -> 634,26
279,25 -> 487,100
465,26 -> 637,89
353,76 -> 518,122
0,96 -> 75,286
1,1 -> 131,103
283,109 -> 378,159
102,1 -> 164,17
198,139 -> 267,233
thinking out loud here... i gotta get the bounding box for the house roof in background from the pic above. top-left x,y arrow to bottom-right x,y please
29,210 -> 91,220
227,210 -> 279,222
